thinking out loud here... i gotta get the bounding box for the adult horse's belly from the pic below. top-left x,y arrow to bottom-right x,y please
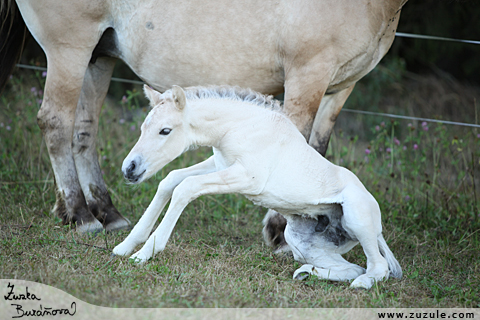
109,0 -> 399,96
113,1 -> 286,94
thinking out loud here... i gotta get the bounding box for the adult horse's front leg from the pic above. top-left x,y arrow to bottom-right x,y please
73,57 -> 130,232
18,0 -> 111,232
38,52 -> 102,233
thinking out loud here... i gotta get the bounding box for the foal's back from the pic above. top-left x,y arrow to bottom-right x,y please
212,101 -> 357,210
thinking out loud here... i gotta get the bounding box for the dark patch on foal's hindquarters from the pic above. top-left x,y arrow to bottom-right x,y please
315,215 -> 330,232
315,206 -> 353,247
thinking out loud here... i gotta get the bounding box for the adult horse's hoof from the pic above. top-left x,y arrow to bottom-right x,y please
76,220 -> 104,234
105,217 -> 131,232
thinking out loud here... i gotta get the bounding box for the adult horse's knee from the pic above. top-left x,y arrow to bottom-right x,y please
36,104 -> 67,154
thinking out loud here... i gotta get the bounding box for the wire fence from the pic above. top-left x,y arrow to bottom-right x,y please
14,32 -> 480,129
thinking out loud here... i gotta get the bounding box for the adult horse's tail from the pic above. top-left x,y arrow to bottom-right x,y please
0,0 -> 29,93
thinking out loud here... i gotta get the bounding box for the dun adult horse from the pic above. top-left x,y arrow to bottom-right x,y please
113,85 -> 402,289
1,1 -> 406,240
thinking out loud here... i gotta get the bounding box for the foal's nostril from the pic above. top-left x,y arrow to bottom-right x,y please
125,161 -> 136,177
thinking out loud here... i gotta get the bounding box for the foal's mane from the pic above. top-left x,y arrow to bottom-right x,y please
184,85 -> 283,113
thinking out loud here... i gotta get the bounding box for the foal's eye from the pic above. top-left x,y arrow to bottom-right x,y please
159,128 -> 172,135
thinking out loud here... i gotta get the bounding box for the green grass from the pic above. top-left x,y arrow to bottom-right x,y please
0,68 -> 479,308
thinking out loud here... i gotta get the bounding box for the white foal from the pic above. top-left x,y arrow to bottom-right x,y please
113,85 -> 402,289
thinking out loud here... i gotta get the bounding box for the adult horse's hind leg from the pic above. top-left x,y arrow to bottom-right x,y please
308,86 -> 355,156
73,57 -> 130,232
262,210 -> 290,252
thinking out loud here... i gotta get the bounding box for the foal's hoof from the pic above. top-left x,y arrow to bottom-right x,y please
112,242 -> 134,256
350,275 -> 374,290
129,251 -> 150,264
294,272 -> 310,281
293,264 -> 315,281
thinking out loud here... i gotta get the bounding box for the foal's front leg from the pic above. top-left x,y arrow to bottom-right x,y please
129,163 -> 254,263
112,157 -> 217,256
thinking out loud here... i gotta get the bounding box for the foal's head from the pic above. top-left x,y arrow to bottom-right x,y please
122,85 -> 188,183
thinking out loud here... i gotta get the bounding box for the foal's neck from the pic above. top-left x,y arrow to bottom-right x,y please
186,98 -> 264,148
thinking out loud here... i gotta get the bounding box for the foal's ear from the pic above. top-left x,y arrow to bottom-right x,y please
171,85 -> 186,110
143,84 -> 163,106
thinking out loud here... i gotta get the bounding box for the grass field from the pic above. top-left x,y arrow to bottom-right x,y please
1,64 -> 479,308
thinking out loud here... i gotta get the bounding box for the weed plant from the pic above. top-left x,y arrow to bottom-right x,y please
0,69 -> 479,308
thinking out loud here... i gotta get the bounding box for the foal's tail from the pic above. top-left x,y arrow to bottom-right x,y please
0,0 -> 29,93
378,233 -> 402,279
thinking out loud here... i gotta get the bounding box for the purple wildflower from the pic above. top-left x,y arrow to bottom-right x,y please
122,95 -> 128,104
394,137 -> 400,145
42,71 -> 47,78
365,149 -> 371,155
386,147 -> 391,153
422,122 -> 429,131
375,125 -> 380,131
119,119 -> 125,124
405,195 -> 411,201
403,146 -> 407,151
6,126 -> 11,131
130,125 -> 136,131
413,144 -> 419,150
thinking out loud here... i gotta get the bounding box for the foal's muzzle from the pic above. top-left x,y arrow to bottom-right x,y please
123,159 -> 145,183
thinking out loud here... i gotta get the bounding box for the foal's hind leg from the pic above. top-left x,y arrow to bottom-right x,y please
73,57 -> 130,232
292,254 -> 365,282
341,186 -> 390,289
263,58 -> 335,253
